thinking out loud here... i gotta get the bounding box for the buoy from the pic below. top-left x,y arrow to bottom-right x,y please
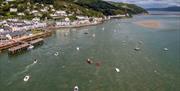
115,68 -> 120,72
74,86 -> 79,91
23,75 -> 30,82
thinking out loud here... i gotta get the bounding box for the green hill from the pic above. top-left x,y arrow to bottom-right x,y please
32,0 -> 147,15
0,0 -> 147,20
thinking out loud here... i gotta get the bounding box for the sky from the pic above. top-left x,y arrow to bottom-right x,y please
105,0 -> 180,8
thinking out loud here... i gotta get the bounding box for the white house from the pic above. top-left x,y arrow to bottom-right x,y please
76,16 -> 89,20
50,14 -> 57,17
56,22 -> 70,26
32,17 -> 40,21
55,10 -> 67,16
40,8 -> 48,12
17,13 -> 25,16
0,29 -> 4,33
10,8 -> 17,12
65,17 -> 70,22
31,10 -> 38,14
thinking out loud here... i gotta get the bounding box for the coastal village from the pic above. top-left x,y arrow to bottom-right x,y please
0,0 -> 128,53
1,0 -> 179,91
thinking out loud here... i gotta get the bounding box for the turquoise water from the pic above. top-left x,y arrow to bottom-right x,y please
0,14 -> 180,91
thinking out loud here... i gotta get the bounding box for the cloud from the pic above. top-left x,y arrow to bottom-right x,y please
105,0 -> 180,8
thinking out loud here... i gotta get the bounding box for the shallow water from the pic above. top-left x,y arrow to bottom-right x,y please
0,14 -> 180,91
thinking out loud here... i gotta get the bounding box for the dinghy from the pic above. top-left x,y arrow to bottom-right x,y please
23,75 -> 30,82
115,68 -> 120,72
74,86 -> 79,91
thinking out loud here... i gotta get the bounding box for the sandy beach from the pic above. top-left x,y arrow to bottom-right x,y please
135,20 -> 161,28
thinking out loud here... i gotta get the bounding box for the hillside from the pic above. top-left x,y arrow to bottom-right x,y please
147,6 -> 180,12
32,0 -> 147,15
0,0 -> 147,20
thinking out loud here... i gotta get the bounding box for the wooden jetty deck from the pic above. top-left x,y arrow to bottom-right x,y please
8,43 -> 30,54
29,38 -> 43,45
8,38 -> 44,54
0,31 -> 51,51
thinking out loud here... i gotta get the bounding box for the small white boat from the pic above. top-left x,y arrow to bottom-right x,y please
164,48 -> 168,51
27,45 -> 34,50
74,86 -> 79,91
23,75 -> 30,82
33,59 -> 38,64
115,68 -> 120,73
76,47 -> 80,51
54,52 -> 59,56
134,47 -> 140,51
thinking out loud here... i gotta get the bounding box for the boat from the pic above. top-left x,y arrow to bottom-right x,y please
33,59 -> 38,64
74,86 -> 79,91
23,75 -> 30,82
115,68 -> 120,72
76,47 -> 80,51
54,52 -> 59,56
86,58 -> 93,64
27,45 -> 34,50
164,48 -> 168,51
134,47 -> 140,51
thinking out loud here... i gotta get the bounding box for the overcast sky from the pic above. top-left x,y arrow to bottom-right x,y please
105,0 -> 180,8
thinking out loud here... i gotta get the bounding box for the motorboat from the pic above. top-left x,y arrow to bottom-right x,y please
23,75 -> 30,82
164,48 -> 168,51
76,47 -> 80,51
134,47 -> 140,51
54,52 -> 59,56
33,59 -> 38,64
74,86 -> 79,91
115,68 -> 120,72
27,45 -> 34,50
86,58 -> 93,64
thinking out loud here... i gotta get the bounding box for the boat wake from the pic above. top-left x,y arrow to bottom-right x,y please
7,62 -> 36,85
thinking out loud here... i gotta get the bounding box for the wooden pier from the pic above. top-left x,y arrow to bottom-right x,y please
8,38 -> 44,54
0,31 -> 51,51
29,38 -> 43,45
8,43 -> 29,54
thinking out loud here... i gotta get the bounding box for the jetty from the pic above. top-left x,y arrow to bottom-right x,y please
8,43 -> 30,54
8,38 -> 44,54
29,38 -> 44,45
0,31 -> 51,51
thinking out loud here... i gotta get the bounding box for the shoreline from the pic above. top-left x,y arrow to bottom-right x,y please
0,21 -> 103,51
